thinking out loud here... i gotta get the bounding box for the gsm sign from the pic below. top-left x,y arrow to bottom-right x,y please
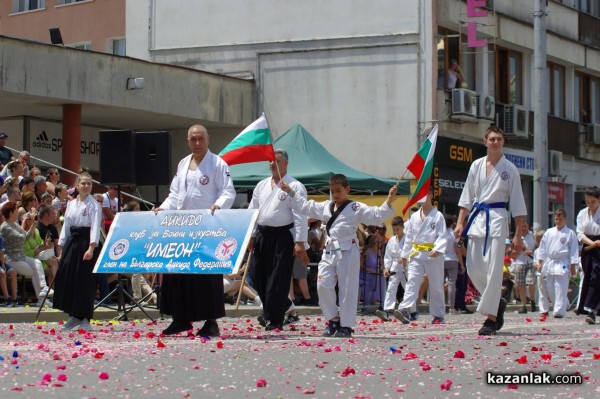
449,145 -> 472,163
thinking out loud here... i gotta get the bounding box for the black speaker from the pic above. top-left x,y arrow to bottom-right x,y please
133,131 -> 171,186
100,130 -> 134,185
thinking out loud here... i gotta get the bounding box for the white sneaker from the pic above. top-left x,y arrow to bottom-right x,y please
80,319 -> 94,331
63,317 -> 82,330
36,298 -> 53,307
39,287 -> 54,298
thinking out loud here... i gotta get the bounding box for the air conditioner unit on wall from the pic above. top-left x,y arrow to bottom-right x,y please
451,88 -> 478,117
548,150 -> 563,176
477,94 -> 495,120
585,123 -> 600,144
503,104 -> 529,138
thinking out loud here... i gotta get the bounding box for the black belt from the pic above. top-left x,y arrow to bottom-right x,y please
257,223 -> 294,235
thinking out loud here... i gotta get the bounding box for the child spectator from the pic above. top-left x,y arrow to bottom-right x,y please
501,255 -> 515,302
376,216 -> 407,321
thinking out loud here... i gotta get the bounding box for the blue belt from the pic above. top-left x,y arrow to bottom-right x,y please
462,202 -> 507,256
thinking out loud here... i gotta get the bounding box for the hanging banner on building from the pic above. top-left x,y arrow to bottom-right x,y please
93,209 -> 258,274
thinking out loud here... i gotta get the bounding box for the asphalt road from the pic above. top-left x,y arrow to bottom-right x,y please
1,309 -> 599,399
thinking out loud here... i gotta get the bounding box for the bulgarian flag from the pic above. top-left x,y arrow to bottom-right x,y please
218,114 -> 276,166
402,125 -> 439,215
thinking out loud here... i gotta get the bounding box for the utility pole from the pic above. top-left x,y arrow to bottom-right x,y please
532,0 -> 548,231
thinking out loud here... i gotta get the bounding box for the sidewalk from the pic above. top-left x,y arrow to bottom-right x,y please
0,302 -> 529,324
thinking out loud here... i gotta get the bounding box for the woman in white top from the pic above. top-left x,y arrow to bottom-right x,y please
575,186 -> 600,324
52,172 -> 102,331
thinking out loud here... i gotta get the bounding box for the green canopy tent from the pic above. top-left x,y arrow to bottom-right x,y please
229,124 -> 409,195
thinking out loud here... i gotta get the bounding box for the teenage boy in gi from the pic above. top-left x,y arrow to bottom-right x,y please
394,189 -> 448,324
537,208 -> 578,318
280,174 -> 397,337
454,125 -> 527,336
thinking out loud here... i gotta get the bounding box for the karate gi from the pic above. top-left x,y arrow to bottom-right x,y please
534,247 -> 551,314
159,151 -> 235,322
398,207 -> 447,319
290,196 -> 394,328
249,175 -> 307,326
576,206 -> 600,316
458,155 -> 527,316
537,226 -> 578,317
382,232 -> 407,311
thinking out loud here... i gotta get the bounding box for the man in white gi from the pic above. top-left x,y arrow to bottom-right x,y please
249,149 -> 309,331
512,220 -> 537,313
454,125 -> 527,336
376,216 -> 408,321
537,208 -> 578,318
394,190 -> 447,324
156,124 -> 235,337
280,174 -> 397,337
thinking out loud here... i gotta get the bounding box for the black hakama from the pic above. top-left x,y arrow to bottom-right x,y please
160,274 -> 225,322
578,234 -> 600,315
253,223 -> 295,325
53,226 -> 99,320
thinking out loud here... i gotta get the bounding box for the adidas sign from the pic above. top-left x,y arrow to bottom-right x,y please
32,130 -> 62,151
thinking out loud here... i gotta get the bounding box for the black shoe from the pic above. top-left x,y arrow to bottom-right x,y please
586,314 -> 596,325
197,320 -> 220,337
265,323 -> 283,331
322,319 -> 340,337
224,295 -> 235,305
257,314 -> 267,327
394,308 -> 410,324
518,307 -> 528,314
283,313 -> 300,326
553,314 -> 564,319
496,298 -> 507,331
530,300 -> 537,312
458,308 -> 474,314
478,319 -> 497,336
409,312 -> 420,321
334,326 -> 353,338
162,320 -> 193,335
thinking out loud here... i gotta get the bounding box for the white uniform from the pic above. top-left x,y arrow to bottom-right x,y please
290,196 -> 394,327
398,206 -> 447,319
382,233 -> 407,311
59,196 -> 102,246
537,226 -> 579,317
458,155 -> 527,316
160,151 -> 235,211
443,228 -> 461,309
249,175 -> 307,241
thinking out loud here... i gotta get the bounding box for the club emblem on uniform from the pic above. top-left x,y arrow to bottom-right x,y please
501,171 -> 509,180
215,237 -> 237,261
278,192 -> 288,201
431,223 -> 436,230
351,203 -> 360,212
200,175 -> 210,185
560,237 -> 567,244
109,239 -> 129,261
82,207 -> 88,217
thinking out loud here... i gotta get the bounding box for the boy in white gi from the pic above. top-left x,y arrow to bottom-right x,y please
454,125 -> 527,336
375,217 -> 408,321
280,174 -> 397,337
533,230 -> 551,319
537,209 -> 578,318
394,190 -> 447,324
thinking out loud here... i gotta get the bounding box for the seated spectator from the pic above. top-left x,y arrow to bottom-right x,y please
33,176 -> 47,202
0,185 -> 21,210
22,212 -> 58,287
18,177 -> 34,194
0,202 -> 53,306
45,168 -> 61,196
17,191 -> 39,224
0,234 -> 19,307
101,186 -> 119,233
29,167 -> 42,179
224,271 -> 262,306
0,151 -> 29,179
3,160 -> 24,183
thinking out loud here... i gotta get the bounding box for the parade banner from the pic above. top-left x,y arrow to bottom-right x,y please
93,209 -> 258,274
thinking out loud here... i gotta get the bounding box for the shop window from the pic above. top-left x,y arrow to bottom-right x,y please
496,47 -> 523,105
